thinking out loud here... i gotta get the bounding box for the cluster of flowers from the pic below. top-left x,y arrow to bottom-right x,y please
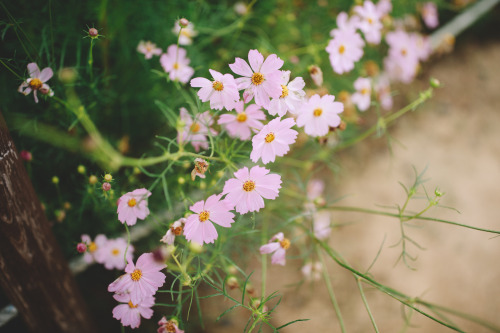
137,19 -> 198,84
79,234 -> 134,270
325,0 -> 438,111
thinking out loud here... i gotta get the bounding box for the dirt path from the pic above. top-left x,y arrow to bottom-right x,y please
203,39 -> 500,332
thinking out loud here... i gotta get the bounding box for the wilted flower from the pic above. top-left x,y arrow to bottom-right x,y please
191,158 -> 209,181
308,65 -> 323,87
137,41 -> 162,59
20,150 -> 32,162
183,194 -> 236,245
222,166 -> 282,214
158,317 -> 184,333
250,117 -> 298,164
218,101 -> 265,141
117,188 -> 152,226
18,62 -> 54,103
260,232 -> 290,266
296,94 -> 344,137
161,218 -> 186,245
160,45 -> 194,84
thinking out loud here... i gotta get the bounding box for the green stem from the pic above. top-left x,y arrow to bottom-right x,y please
317,246 -> 346,333
261,217 -> 268,299
334,88 -> 433,152
356,277 -> 380,333
325,205 -> 500,235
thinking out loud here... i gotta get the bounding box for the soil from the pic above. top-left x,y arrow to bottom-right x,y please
201,39 -> 500,332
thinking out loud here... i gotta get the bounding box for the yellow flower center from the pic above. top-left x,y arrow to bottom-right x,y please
243,180 -> 256,192
265,132 -> 275,143
111,248 -> 120,256
236,112 -> 247,122
199,211 -> 210,222
212,81 -> 224,91
128,301 -> 138,309
251,72 -> 264,85
172,226 -> 183,236
173,62 -> 180,69
368,18 -> 373,24
313,108 -> 323,117
401,48 -> 407,56
29,78 -> 43,90
338,45 -> 345,54
130,269 -> 142,281
361,88 -> 369,95
88,242 -> 97,253
280,85 -> 289,98
280,238 -> 291,250
128,198 -> 137,207
190,122 -> 201,133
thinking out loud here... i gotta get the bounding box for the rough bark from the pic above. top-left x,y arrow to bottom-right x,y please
0,112 -> 96,332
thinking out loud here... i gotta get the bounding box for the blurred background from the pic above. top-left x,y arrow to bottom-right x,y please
1,0 -> 499,332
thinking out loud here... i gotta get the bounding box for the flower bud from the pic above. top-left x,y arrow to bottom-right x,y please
88,175 -> 98,185
63,202 -> 71,210
58,67 -> 78,84
188,241 -> 204,254
20,150 -> 32,162
55,209 -> 66,222
104,173 -> 113,182
76,242 -> 87,253
430,77 -> 441,88
226,276 -> 239,290
179,18 -> 189,28
178,176 -> 186,185
102,182 -> 111,191
88,27 -> 98,37
52,176 -> 59,184
77,165 -> 86,174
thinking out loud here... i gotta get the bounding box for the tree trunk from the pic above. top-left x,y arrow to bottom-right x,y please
0,112 -> 96,332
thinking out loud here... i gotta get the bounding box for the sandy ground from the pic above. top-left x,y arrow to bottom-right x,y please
202,39 -> 500,332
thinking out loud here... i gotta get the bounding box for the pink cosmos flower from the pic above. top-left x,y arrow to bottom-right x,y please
18,62 -> 54,103
117,188 -> 152,226
222,166 -> 282,214
326,29 -> 365,75
112,292 -> 154,329
375,75 -> 393,110
330,12 -> 361,37
178,108 -> 217,152
421,2 -> 439,29
250,117 -> 298,164
301,262 -> 323,281
108,252 -> 166,305
158,317 -> 184,333
229,49 -> 284,109
354,0 -> 383,44
351,77 -> 372,111
268,71 -> 306,117
384,30 -> 420,83
161,218 -> 186,245
296,94 -> 344,137
313,210 -> 332,240
160,45 -> 194,84
218,101 -> 265,140
81,234 -> 108,264
259,232 -> 290,266
137,41 -> 162,59
412,33 -> 432,61
190,70 -> 239,110
172,19 -> 198,45
307,179 -> 325,202
100,238 -> 134,270
376,0 -> 392,16
183,194 -> 235,245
